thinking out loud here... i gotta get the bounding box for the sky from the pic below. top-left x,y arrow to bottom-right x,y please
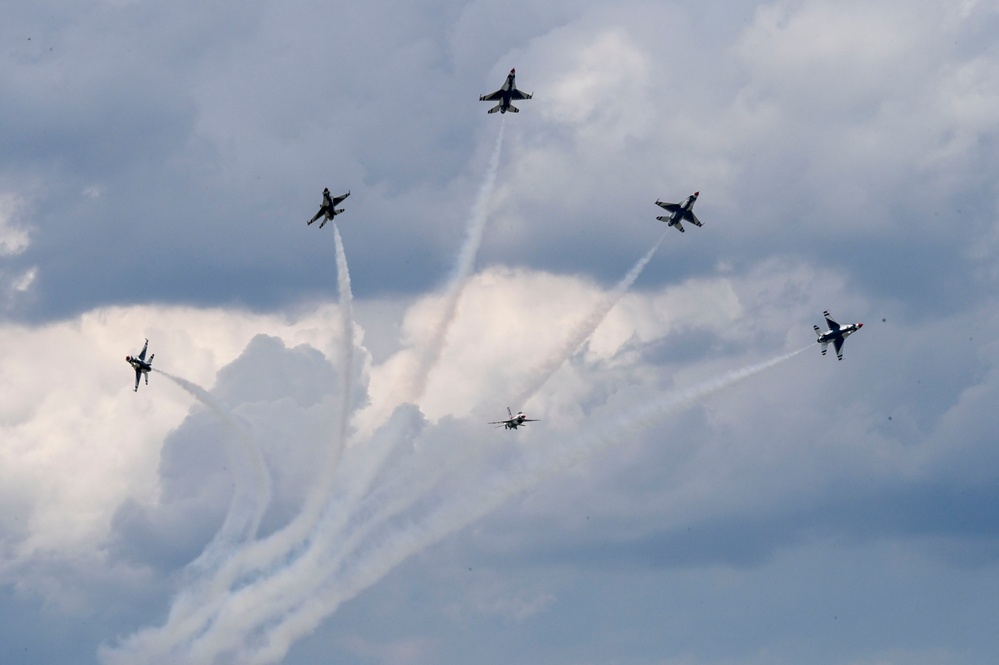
2,0 -> 999,663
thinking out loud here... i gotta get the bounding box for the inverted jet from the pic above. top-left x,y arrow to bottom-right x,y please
479,68 -> 533,114
655,191 -> 703,233
126,339 -> 155,392
813,311 -> 863,360
489,407 -> 540,430
308,187 -> 350,229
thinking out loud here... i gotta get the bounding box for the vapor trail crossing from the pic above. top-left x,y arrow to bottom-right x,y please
104,225 -> 361,665
168,346 -> 810,664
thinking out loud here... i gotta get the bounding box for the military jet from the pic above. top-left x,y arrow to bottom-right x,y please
813,311 -> 863,360
126,339 -> 155,392
479,68 -> 533,114
655,191 -> 703,233
489,407 -> 540,430
307,187 -> 350,229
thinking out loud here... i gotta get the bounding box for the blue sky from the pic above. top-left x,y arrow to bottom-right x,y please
2,0 -> 999,663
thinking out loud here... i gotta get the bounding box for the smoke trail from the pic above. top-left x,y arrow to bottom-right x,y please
408,118 -> 507,403
332,223 -> 355,444
512,231 -> 669,407
178,347 -> 810,664
155,370 -> 271,554
105,370 -> 276,665
103,226 -> 360,665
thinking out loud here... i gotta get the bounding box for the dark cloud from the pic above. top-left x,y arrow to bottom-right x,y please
4,0 -> 998,335
4,2 -> 999,664
106,333 -> 356,572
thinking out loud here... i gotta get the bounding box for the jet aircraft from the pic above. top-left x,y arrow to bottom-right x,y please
479,68 -> 533,114
126,339 -> 155,392
489,407 -> 540,430
308,187 -> 350,229
813,311 -> 863,360
655,191 -> 703,233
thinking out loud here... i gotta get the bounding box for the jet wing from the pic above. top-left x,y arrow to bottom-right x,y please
509,89 -> 532,101
684,210 -> 703,227
479,90 -> 504,101
824,311 -> 840,330
137,339 -> 149,361
656,201 -> 681,212
134,368 -> 142,391
331,191 -> 350,206
833,336 -> 845,360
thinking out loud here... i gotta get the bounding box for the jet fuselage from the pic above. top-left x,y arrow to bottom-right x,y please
813,311 -> 863,360
816,324 -> 862,346
496,72 -> 517,113
655,191 -> 702,232
665,192 -> 698,227
480,68 -> 532,114
506,412 -> 529,429
126,357 -> 152,373
126,338 -> 155,391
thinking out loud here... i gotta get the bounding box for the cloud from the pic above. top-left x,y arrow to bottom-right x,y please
0,194 -> 31,257
3,1 -> 999,664
1,248 -> 998,664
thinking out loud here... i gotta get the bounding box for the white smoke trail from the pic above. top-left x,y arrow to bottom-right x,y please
102,226 -> 359,665
155,370 -> 271,555
512,230 -> 669,407
182,346 -> 810,664
408,118 -> 507,403
175,410 -> 464,664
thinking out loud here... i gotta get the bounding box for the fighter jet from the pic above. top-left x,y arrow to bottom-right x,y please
479,68 -> 533,114
655,191 -> 703,233
126,339 -> 155,392
489,407 -> 540,430
813,311 -> 863,360
307,187 -> 350,229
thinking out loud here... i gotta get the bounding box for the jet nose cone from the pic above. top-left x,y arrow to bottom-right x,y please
857,323 -> 864,328
510,68 -> 516,73
693,191 -> 699,196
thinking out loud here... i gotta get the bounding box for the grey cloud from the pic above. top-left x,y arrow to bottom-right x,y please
3,2 -> 999,664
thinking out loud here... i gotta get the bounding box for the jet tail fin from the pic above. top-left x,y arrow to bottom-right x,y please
487,104 -> 502,114
813,325 -> 822,338
149,353 -> 155,365
656,216 -> 684,232
506,104 -> 520,113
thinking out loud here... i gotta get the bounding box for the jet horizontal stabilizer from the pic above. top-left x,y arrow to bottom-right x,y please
657,216 -> 685,231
